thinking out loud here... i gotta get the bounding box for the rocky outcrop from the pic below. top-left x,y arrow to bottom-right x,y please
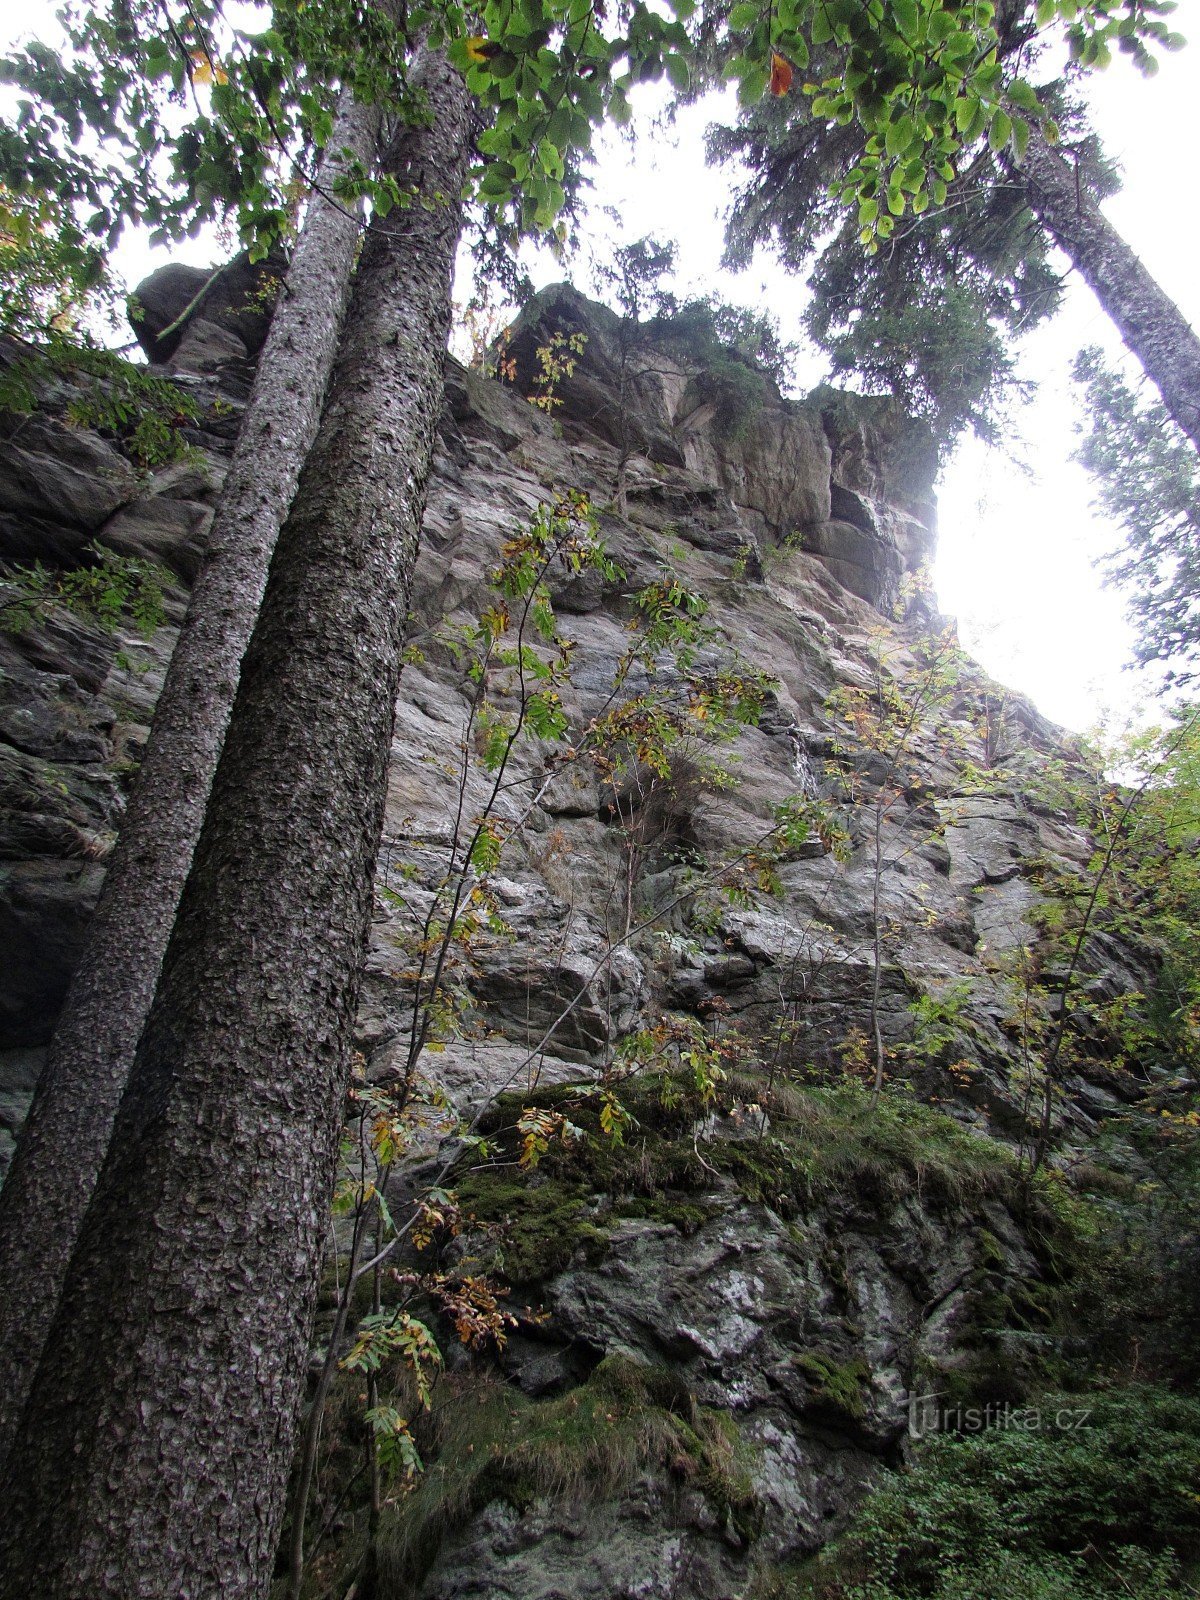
127,248 -> 286,370
0,282 -> 1157,1590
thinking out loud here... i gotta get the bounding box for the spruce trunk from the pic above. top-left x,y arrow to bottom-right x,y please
0,87 -> 385,1468
0,53 -> 472,1599
1016,130 -> 1200,455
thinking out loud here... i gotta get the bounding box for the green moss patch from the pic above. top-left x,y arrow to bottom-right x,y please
370,1355 -> 760,1596
452,1073 -> 1070,1293
793,1352 -> 872,1422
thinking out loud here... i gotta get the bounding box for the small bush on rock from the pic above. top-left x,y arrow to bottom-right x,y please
782,1385 -> 1200,1599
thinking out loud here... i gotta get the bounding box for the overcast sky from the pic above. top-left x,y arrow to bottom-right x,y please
550,44 -> 1200,735
3,7 -> 1197,733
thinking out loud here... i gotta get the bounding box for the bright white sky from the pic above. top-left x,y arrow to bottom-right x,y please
550,48 -> 1200,735
3,6 -> 1197,733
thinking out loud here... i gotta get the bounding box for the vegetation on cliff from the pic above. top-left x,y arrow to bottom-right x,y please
0,0 -> 1198,1588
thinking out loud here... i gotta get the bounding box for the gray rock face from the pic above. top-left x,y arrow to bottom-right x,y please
0,347 -> 235,1104
127,249 -> 286,366
0,414 -> 138,547
0,284 -> 1155,1591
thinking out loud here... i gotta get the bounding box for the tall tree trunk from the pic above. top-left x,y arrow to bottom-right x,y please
1013,129 -> 1200,455
0,52 -> 472,1600
0,87 -> 386,1470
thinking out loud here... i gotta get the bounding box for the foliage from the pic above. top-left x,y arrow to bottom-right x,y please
993,711 -> 1200,1170
594,233 -> 679,326
700,0 -> 1177,250
526,328 -> 586,414
454,289 -> 517,379
0,0 -> 418,273
0,340 -> 201,469
806,269 -> 1030,451
0,0 -> 1171,353
367,1356 -> 760,1594
903,979 -> 978,1069
650,293 -> 798,393
708,54 -> 1117,446
0,187 -> 107,339
790,1386 -> 1200,1600
0,543 -> 170,637
1073,345 -> 1200,685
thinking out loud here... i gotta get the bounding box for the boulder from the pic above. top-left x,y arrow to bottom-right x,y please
0,414 -> 138,535
128,249 -> 287,367
99,494 -> 213,581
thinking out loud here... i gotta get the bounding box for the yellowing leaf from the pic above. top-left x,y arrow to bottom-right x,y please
188,52 -> 228,85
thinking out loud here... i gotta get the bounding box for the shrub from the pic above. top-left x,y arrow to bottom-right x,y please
790,1385 -> 1200,1599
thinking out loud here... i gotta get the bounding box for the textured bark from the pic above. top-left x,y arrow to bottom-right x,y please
1015,130 -> 1200,456
0,89 -> 387,1472
0,54 -> 472,1600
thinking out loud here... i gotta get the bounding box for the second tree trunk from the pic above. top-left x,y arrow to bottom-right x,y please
1015,129 -> 1200,457
0,52 -> 473,1600
0,83 -> 385,1466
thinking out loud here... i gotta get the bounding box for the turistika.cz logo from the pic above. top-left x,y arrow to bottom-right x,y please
903,1392 -> 1093,1439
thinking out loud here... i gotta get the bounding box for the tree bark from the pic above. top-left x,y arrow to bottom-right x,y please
1013,129 -> 1200,456
0,52 -> 472,1600
0,88 -> 385,1470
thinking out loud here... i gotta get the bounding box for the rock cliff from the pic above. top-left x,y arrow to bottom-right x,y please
0,278 -> 1171,1598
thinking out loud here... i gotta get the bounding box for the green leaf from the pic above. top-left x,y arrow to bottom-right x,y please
1007,77 -> 1041,113
664,52 -> 689,91
892,0 -> 919,39
737,65 -> 769,105
885,115 -> 916,157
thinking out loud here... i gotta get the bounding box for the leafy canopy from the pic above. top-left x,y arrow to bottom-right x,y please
709,14 -> 1127,447
1,0 -> 1180,341
1074,346 -> 1200,686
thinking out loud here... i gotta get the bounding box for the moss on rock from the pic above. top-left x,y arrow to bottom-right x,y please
370,1355 -> 761,1596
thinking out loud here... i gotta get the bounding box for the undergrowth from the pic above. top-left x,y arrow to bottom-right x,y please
453,1070 -> 1073,1292
765,1385 -> 1200,1600
302,1355 -> 760,1599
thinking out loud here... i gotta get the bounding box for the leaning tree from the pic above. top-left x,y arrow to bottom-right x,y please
0,0 -> 413,1463
0,0 -> 1159,1589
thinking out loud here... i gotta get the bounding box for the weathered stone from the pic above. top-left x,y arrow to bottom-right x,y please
167,320 -> 249,375
0,414 -> 138,533
0,276 -> 1167,1596
0,663 -> 114,764
414,1491 -> 749,1600
98,494 -> 213,580
799,519 -> 905,609
128,249 -> 286,366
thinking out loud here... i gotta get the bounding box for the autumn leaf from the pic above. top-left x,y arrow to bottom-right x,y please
769,52 -> 793,95
188,52 -> 228,85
